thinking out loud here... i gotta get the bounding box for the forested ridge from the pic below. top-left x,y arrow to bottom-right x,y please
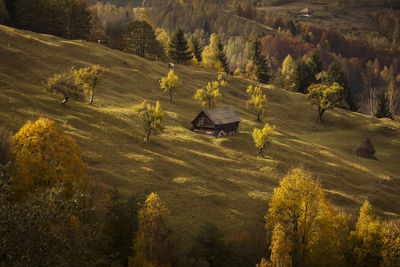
0,0 -> 400,266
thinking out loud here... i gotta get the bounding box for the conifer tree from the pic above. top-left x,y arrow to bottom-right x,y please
306,51 -> 323,82
375,92 -> 393,119
249,37 -> 271,83
217,40 -> 230,75
190,36 -> 203,63
134,100 -> 164,143
168,27 -> 192,63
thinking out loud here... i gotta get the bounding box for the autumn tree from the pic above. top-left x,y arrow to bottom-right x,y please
307,82 -> 346,122
281,54 -> 297,91
159,69 -> 180,103
194,75 -> 227,109
74,65 -> 107,105
265,168 -> 341,266
130,193 -> 170,267
247,84 -> 267,121
252,123 -> 275,158
10,118 -> 87,197
202,33 -> 224,72
348,201 -> 383,267
270,223 -> 292,267
248,37 -> 271,83
44,67 -> 84,104
168,27 -> 192,63
381,219 -> 400,267
134,100 -> 164,143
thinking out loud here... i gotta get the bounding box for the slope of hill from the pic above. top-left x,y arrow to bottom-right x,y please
1,25 -> 400,248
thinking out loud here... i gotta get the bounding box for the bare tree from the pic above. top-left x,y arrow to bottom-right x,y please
367,88 -> 378,116
387,82 -> 400,116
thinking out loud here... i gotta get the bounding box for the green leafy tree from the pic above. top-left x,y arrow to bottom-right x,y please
10,118 -> 87,197
307,82 -> 346,122
125,20 -> 165,60
134,100 -> 164,143
190,36 -> 203,63
44,67 -> 84,104
130,192 -> 170,267
168,27 -> 192,63
249,37 -> 271,83
74,65 -> 107,105
375,92 -> 393,119
159,69 -> 180,103
194,75 -> 226,109
252,123 -> 276,158
191,222 -> 227,267
246,84 -> 267,121
217,40 -> 230,75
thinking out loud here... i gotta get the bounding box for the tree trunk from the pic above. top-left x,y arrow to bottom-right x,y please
61,95 -> 69,104
208,100 -> 211,109
169,89 -> 173,103
89,92 -> 94,105
317,106 -> 324,122
259,148 -> 264,158
257,112 -> 261,122
146,130 -> 151,143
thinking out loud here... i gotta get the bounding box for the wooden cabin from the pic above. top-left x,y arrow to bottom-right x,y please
191,107 -> 240,137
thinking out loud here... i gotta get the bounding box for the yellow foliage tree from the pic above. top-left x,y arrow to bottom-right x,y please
265,168 -> 342,265
247,84 -> 267,121
307,82 -> 346,122
159,69 -> 181,103
130,192 -> 170,267
74,64 -> 108,105
201,33 -> 223,72
252,123 -> 276,157
281,54 -> 297,91
43,66 -> 84,104
10,118 -> 87,196
134,100 -> 164,143
349,200 -> 383,267
381,219 -> 400,267
270,223 -> 292,267
194,75 -> 227,109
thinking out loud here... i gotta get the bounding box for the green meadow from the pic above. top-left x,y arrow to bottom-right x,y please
0,24 -> 399,246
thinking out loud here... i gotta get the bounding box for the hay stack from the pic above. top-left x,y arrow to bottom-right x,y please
356,138 -> 376,159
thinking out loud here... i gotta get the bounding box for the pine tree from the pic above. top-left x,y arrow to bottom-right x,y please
168,27 -> 192,63
249,37 -> 271,83
217,40 -> 230,74
295,59 -> 313,93
306,50 -> 323,82
190,36 -> 203,63
375,92 -> 393,119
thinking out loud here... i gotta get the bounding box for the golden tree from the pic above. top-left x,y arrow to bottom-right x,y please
307,82 -> 346,122
194,75 -> 227,109
265,168 -> 341,265
381,219 -> 400,267
74,65 -> 108,105
43,66 -> 84,104
134,100 -> 164,143
10,118 -> 87,196
247,84 -> 267,121
159,69 -> 180,103
130,192 -> 170,267
252,123 -> 276,157
270,223 -> 292,267
281,54 -> 297,91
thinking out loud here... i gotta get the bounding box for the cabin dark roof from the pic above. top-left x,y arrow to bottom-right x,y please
193,107 -> 240,125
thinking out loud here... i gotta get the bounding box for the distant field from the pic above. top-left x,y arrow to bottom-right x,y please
256,1 -> 386,36
0,25 -> 399,250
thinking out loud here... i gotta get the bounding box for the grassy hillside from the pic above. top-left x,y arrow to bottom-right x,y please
1,24 -> 400,248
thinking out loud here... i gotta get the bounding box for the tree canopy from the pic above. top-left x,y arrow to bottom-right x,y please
252,123 -> 275,158
246,84 -> 267,121
134,100 -> 164,143
74,65 -> 108,105
194,75 -> 226,109
159,69 -> 180,103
